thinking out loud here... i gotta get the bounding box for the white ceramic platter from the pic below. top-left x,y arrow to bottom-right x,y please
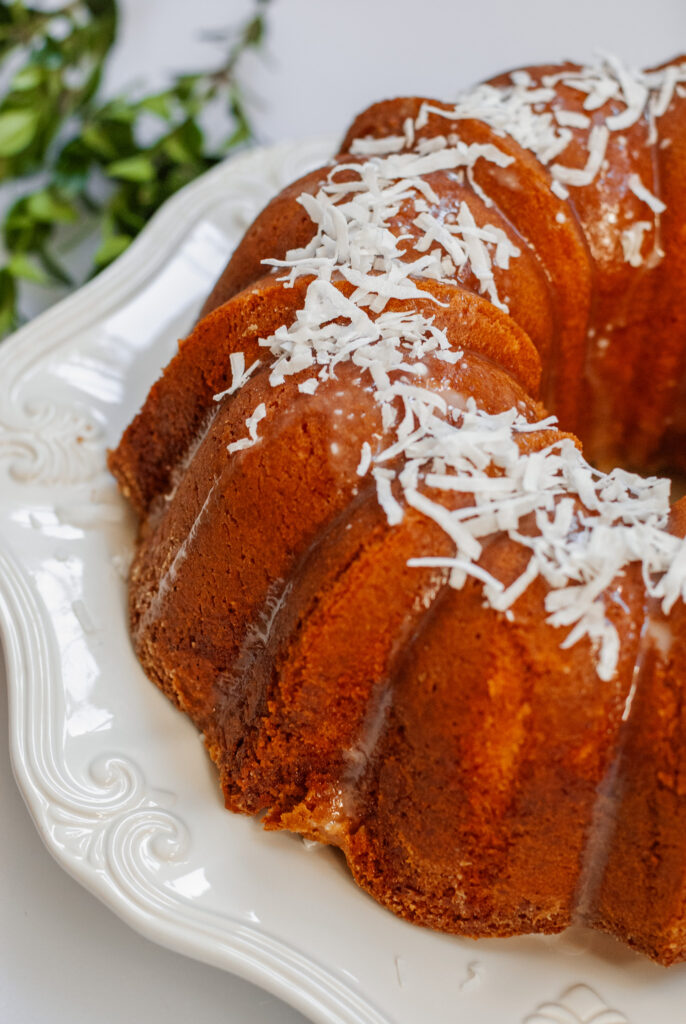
1,139 -> 685,1024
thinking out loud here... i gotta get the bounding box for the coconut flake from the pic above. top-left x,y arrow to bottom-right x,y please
216,54 -> 686,681
214,352 -> 261,401
621,220 -> 652,267
227,402 -> 267,454
628,173 -> 666,214
350,135 -> 407,156
373,468 -> 404,525
555,109 -> 592,129
650,64 -> 680,118
550,124 -> 609,188
357,441 -> 372,476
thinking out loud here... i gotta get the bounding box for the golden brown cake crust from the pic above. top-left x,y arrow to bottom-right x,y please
109,56 -> 686,964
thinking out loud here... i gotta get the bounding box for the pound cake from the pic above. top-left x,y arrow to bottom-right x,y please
109,54 -> 686,965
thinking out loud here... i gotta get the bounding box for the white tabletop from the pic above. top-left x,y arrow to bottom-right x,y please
2,1 -> 685,1021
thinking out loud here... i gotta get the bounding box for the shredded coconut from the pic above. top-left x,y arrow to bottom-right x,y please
353,54 -> 685,253
390,398 -> 683,681
217,54 -> 686,679
628,173 -> 667,214
214,352 -> 261,401
621,220 -> 652,267
227,402 -> 266,453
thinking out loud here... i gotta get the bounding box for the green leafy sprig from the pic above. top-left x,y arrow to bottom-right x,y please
0,0 -> 269,336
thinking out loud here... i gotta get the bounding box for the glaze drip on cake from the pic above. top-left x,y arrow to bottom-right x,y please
109,54 -> 686,964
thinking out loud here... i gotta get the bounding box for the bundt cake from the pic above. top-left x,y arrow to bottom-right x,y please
109,54 -> 686,965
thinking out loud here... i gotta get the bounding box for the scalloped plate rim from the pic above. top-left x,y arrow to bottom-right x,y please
0,137 -> 390,1024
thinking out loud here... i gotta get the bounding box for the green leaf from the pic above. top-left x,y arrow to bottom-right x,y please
0,107 -> 39,157
0,269 -> 17,337
76,62 -> 104,110
225,86 -> 252,150
244,13 -> 265,47
174,73 -> 202,103
106,153 -> 156,181
7,252 -> 48,285
54,139 -> 93,192
226,119 -> 251,150
33,35 -> 64,72
37,246 -> 72,286
0,0 -> 269,340
162,132 -> 192,164
81,122 -> 118,159
4,205 -> 33,233
139,91 -> 172,119
12,66 -> 43,91
26,189 -> 76,224
84,0 -> 119,19
107,191 -> 146,232
3,196 -> 51,253
162,120 -> 203,164
98,97 -> 138,124
94,232 -> 131,267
